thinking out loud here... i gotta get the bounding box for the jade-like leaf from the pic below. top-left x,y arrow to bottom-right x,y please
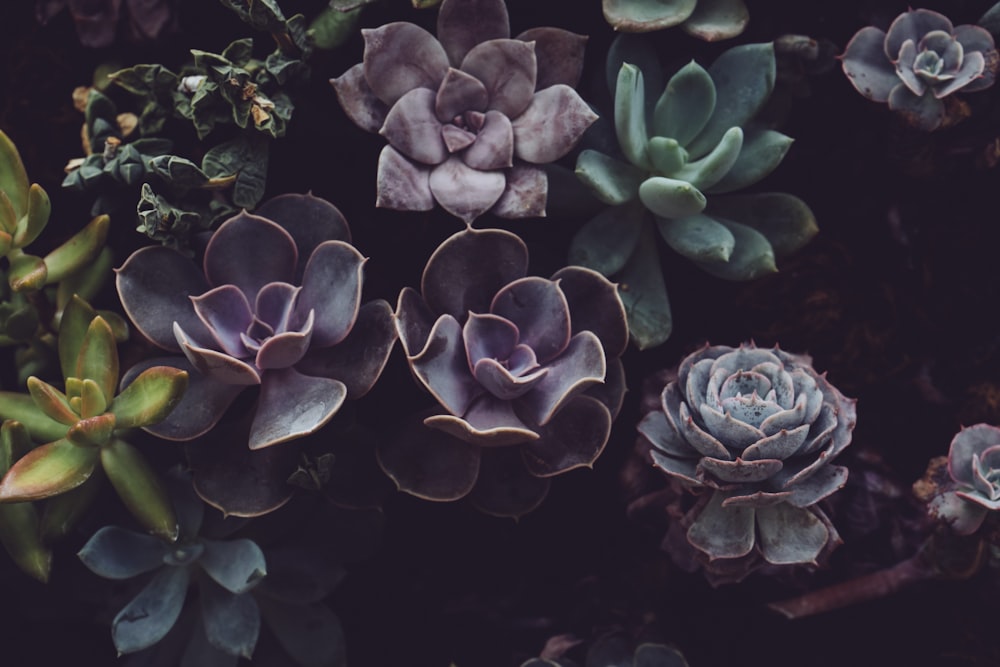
110,366 -> 189,429
638,176 -> 707,218
56,247 -> 114,313
7,252 -> 47,292
79,378 -> 108,419
26,377 -> 79,425
42,214 -> 110,286
606,34 -> 664,105
568,201 -> 645,277
0,422 -> 52,581
602,0 -> 697,33
653,60 -> 716,145
0,229 -> 10,255
618,221 -> 672,349
12,184 -> 50,249
686,42 -> 775,159
706,129 -> 793,194
647,136 -> 688,176
0,438 -> 97,502
615,63 -> 652,170
0,130 -> 29,216
691,218 -> 777,281
112,566 -> 190,654
66,413 -> 116,447
0,392 -> 70,442
705,193 -> 818,257
672,126 -> 743,190
0,191 -> 16,234
101,439 -> 178,541
76,316 -> 119,404
656,213 -> 735,263
574,150 -> 645,206
59,295 -> 99,382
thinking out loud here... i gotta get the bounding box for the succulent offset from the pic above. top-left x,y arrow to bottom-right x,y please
380,227 -> 628,517
929,424 -> 1000,535
841,8 -> 999,130
602,0 -> 748,41
638,343 -> 856,577
332,0 -> 597,223
115,193 -> 397,450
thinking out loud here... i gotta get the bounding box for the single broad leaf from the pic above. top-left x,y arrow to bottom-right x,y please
199,584 -> 261,659
0,130 -> 30,216
653,60 -> 717,145
638,176 -> 707,218
75,316 -> 119,404
615,63 -> 652,170
26,377 -> 79,425
0,392 -> 70,443
0,438 -> 97,502
682,0 -> 750,42
691,217 -> 777,280
77,525 -> 169,580
59,295 -> 99,381
1,420 -> 34,472
706,128 -> 793,194
101,439 -> 178,541
56,246 -> 114,311
202,135 -> 268,209
79,378 -> 108,419
0,426 -> 52,581
656,213 -> 735,263
42,214 -> 110,286
110,366 -> 189,429
671,126 -> 743,190
13,183 -> 51,249
199,539 -> 267,594
618,221 -> 672,349
575,150 -> 645,205
7,252 -> 47,292
606,33 -> 664,104
112,566 -> 190,654
66,413 -> 116,448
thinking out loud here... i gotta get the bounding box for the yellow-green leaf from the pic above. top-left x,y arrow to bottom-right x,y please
13,183 -> 50,249
59,295 -> 98,382
0,438 -> 98,502
1,420 -> 34,474
26,377 -> 79,425
0,190 -> 17,234
40,471 -> 102,543
0,130 -> 29,217
111,366 -> 188,429
79,378 -> 108,419
0,500 -> 51,582
66,413 -> 116,448
75,316 -> 118,403
56,247 -> 114,317
101,439 -> 178,541
7,252 -> 47,292
0,392 -> 70,443
42,214 -> 110,286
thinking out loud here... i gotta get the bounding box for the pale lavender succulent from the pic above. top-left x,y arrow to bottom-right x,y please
929,423 -> 1000,535
841,8 -> 998,130
379,227 -> 628,517
638,343 -> 857,573
331,0 -> 597,223
115,193 -> 397,450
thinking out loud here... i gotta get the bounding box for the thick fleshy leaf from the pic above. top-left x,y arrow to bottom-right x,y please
435,67 -> 489,122
888,84 -> 945,131
516,332 -> 606,426
955,25 -> 998,92
840,30 -> 898,103
517,27 -> 587,88
698,456 -> 783,483
255,311 -> 314,369
204,212 -> 297,303
6,252 -> 46,292
26,377 -> 78,426
110,366 -> 189,429
79,379 -> 108,419
0,130 -> 29,216
638,176 -> 707,219
552,266 -> 629,358
42,214 -> 109,286
425,394 -> 538,446
410,314 -> 482,416
14,183 -> 51,249
884,9 -> 953,61
512,85 -> 597,164
249,368 -> 347,449
691,218 -> 777,281
492,164 -> 547,219
199,539 -> 266,594
175,323 -> 261,386
618,221 -> 672,349
0,438 -> 96,502
707,129 -> 793,194
0,391 -> 68,445
682,0 -> 749,42
116,246 -> 212,352
602,0 -> 696,32
657,213 -> 734,263
469,446 -> 550,518
687,490 -> 755,558
102,439 -> 178,541
361,23 -> 449,105
380,87 -> 447,165
742,424 -> 809,461
377,412 -> 481,500
295,241 -> 366,347
66,413 -> 116,448
639,411 -> 689,459
786,464 -> 849,507
653,60 -> 716,144
575,150 -> 644,206
112,567 -> 190,654
75,316 -> 119,405
947,424 -> 1000,485
200,585 -> 261,659
78,526 -> 168,580
686,42 -> 775,160
520,394 -> 611,476
491,277 -> 571,364
756,503 -> 830,564
258,598 -> 346,667
705,193 -> 817,258
568,201 -> 644,276
330,63 -> 389,134
376,146 -> 435,212
614,63 -> 651,170
463,312 -> 518,367
0,497 -> 50,582
473,358 -> 546,399
649,447 -> 701,484
437,0 -> 510,67
190,285 -> 254,358
428,156 -> 506,223
931,51 -> 986,98
254,194 -> 352,279
929,490 -> 988,535
422,226 -> 528,316
672,126 -> 743,190
464,110 -> 514,170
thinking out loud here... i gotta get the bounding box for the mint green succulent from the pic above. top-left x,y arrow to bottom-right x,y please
603,0 -> 748,41
572,36 -> 818,349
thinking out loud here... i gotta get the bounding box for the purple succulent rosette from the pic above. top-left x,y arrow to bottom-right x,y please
929,424 -> 1000,535
379,227 -> 628,517
115,193 -> 397,450
331,0 -> 597,223
841,8 -> 998,130
638,343 -> 857,574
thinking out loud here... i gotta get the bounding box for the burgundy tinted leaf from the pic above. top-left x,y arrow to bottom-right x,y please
115,246 -> 211,352
191,285 -> 254,358
422,226 -> 528,317
470,447 -> 550,518
0,438 -> 97,502
521,395 -> 611,477
463,110 -> 514,170
380,88 -> 447,165
492,164 -> 547,219
175,323 -> 261,386
516,331 -> 606,426
376,146 -> 435,212
428,156 -> 506,223
204,212 -> 297,303
517,28 -> 587,89
437,0 -> 510,67
255,311 -> 314,370
377,412 -> 481,500
435,68 -> 489,122
249,368 -> 347,449
512,85 -> 597,164
362,23 -> 449,105
331,63 -> 389,134
491,277 -> 571,364
294,241 -> 365,347
255,193 -> 352,279
424,394 -> 538,446
461,39 -> 537,118
551,266 -> 628,357
409,314 -> 482,417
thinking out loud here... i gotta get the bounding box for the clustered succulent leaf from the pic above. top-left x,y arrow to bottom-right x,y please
332,0 -> 597,223
572,36 -> 818,349
115,193 -> 397,451
0,420 -> 51,582
929,424 -> 1000,535
0,296 -> 185,541
841,8 -> 999,131
380,227 -> 628,517
602,0 -> 749,41
638,343 -> 856,580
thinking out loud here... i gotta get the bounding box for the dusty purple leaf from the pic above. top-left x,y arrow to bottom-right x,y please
436,0 -> 510,67
428,156 -> 506,223
362,23 -> 449,105
376,146 -> 435,212
461,39 -> 537,118
380,87 -> 447,165
203,212 -> 297,303
512,85 -> 596,164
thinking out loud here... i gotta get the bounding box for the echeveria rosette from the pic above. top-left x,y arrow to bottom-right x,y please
572,37 -> 817,349
638,343 -> 857,574
602,0 -> 748,41
380,227 -> 628,517
331,0 -> 597,223
929,424 -> 1000,535
0,296 -> 185,541
115,193 -> 397,451
841,8 -> 998,131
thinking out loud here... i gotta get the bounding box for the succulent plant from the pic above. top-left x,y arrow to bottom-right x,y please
379,227 -> 627,517
929,424 -> 1000,535
841,8 -> 998,131
524,633 -> 690,667
572,36 -> 817,349
0,296 -> 185,540
36,0 -> 176,48
637,343 -> 856,579
0,420 -> 51,582
331,0 -> 596,223
602,0 -> 748,40
115,193 -> 397,450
